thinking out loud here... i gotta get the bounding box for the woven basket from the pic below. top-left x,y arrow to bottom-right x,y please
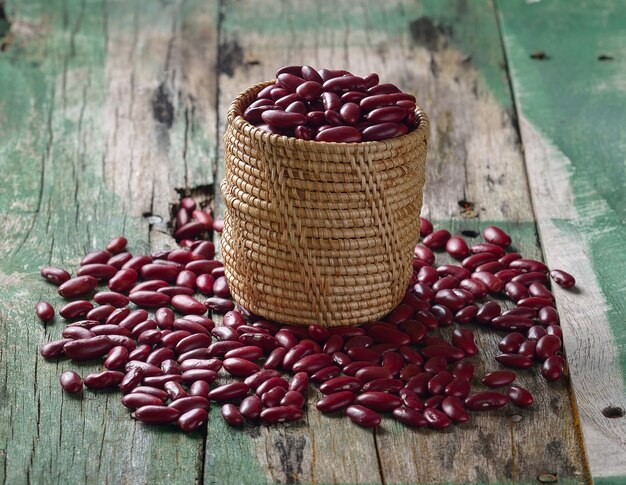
221,81 -> 429,327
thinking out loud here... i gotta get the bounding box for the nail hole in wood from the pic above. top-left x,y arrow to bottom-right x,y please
602,406 -> 625,418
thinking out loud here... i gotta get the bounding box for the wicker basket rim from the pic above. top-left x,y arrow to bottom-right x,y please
227,80 -> 429,153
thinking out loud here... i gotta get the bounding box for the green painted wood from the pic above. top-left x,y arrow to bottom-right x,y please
0,0 -> 216,484
496,0 -> 626,481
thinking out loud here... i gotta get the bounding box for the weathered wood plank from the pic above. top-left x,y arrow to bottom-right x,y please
496,1 -> 626,482
0,0 -> 217,483
207,0 -> 588,484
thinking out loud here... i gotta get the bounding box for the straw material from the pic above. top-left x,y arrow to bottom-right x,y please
221,81 -> 429,327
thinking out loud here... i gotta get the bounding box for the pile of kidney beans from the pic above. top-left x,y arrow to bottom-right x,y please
36,197 -> 576,432
243,65 -> 417,142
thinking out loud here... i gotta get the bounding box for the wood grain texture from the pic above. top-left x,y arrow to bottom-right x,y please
496,0 -> 626,481
0,0 -> 216,483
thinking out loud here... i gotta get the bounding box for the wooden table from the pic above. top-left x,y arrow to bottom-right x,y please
1,0 -> 625,483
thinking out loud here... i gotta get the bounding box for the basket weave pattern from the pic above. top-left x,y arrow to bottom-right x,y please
221,81 -> 429,327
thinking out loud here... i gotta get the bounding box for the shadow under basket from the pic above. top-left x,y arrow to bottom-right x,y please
221,80 -> 429,327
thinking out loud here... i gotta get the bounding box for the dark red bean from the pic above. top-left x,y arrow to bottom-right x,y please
507,386 -> 534,407
423,356 -> 448,374
133,386 -> 168,401
495,269 -> 522,283
281,390 -> 305,410
81,250 -> 112,265
504,281 -> 529,302
222,357 -> 260,377
205,297 -> 235,314
491,315 -> 534,332
261,387 -> 287,408
209,382 -> 250,402
76,263 -> 118,281
434,289 -> 466,312
93,291 -> 129,307
511,271 -> 548,286
495,353 -> 534,369
87,305 -> 116,322
471,271 -> 504,293
455,305 -> 478,325
220,404 -> 244,426
108,252 -> 133,269
41,266 -> 71,285
483,226 -> 511,247
421,345 -> 464,362
126,360 -> 163,377
104,346 -> 129,370
509,259 -> 548,274
35,301 -> 55,321
296,81 -> 323,102
105,236 -> 127,254
127,291 -> 170,309
355,366 -> 393,383
212,276 -> 230,298
422,229 -> 451,250
539,307 -> 559,326
243,369 -> 281,389
393,406 -> 427,428
177,408 -> 208,432
437,265 -> 471,281
445,236 -> 470,259
255,377 -> 289,397
463,252 -> 498,271
476,301 -> 501,325
122,255 -> 153,272
260,406 -> 302,424
122,392 -> 164,409
84,370 -> 125,389
481,371 -> 516,388
470,243 -> 506,258
60,371 -> 83,393
535,335 -> 562,360
550,269 -> 576,288
346,405 -> 381,428
451,328 -> 477,356
452,361 -> 474,381
62,326 -> 95,339
63,336 -> 112,361
186,259 -> 222,275
310,366 -> 341,382
442,376 -> 470,399
119,367 -> 144,393
499,332 -> 525,353
465,391 -> 508,411
239,395 -> 262,420
405,372 -> 434,396
542,355 -> 565,381
441,396 -> 470,423
423,407 -> 451,429
322,75 -> 366,92
133,405 -> 181,424
546,325 -> 563,338
292,353 -> 333,375
315,125 -> 361,143
528,282 -> 554,300
430,305 -> 454,327
361,122 -> 406,141
458,278 -> 489,299
58,276 -> 98,298
428,371 -> 454,395
513,340 -> 533,358
105,269 -> 136,293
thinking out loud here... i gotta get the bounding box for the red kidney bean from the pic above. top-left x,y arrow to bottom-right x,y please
433,289 -> 466,312
361,377 -> 403,393
345,405 -> 380,428
122,393 -> 164,409
418,217 -> 433,237
423,407 -> 451,429
322,75 -> 366,92
163,381 -> 188,401
542,355 -> 565,381
205,297 -> 235,314
260,406 -> 302,424
314,125 -> 361,143
63,336 -> 112,361
432,276 -> 460,292
129,281 -> 169,294
133,405 -> 181,424
118,309 -> 148,329
221,403 -> 244,426
470,243 -> 506,258
179,358 -> 222,373
398,363 -> 421,382
261,110 -> 306,128
84,370 -> 124,389
106,269 -> 137,293
311,366 -> 341,382
430,305 -> 453,327
41,266 -> 71,285
511,271 -> 548,286
422,356 -> 447,374
105,236 -> 127,254
280,390 -> 305,410
361,122 -> 406,141
463,252 -> 498,271
381,351 -> 404,374
93,291 -> 129,308
186,381 -> 209,399
122,255 -> 153,272
422,229 -> 451,250
296,81 -> 323,102
104,346 -> 129,370
516,338 -> 536,357
208,341 -> 242,357
422,345 -> 464,362
526,325 -> 546,342
481,371 -> 516,388
451,361 -> 473,382
455,305 -> 478,325
499,332 -> 525,353
145,348 -> 175,367
442,376 -> 469,399
445,236 -> 470,259
322,334 -> 343,355
224,345 -> 262,361
292,353 -> 333,375
177,408 -> 208,432
535,335 -> 562,360
393,406 -> 427,428
458,279 -> 489,299
127,360 -> 162,377
437,265 -> 471,281
550,269 -> 576,288
87,305 -> 116,322
528,282 -> 554,300
539,307 -> 559,326
495,353 -> 534,369
338,102 -> 360,125
174,221 -> 210,240
255,377 -> 289,397
58,276 -> 98,298
181,369 -> 217,384
212,276 -> 230,298
546,325 -> 563,339
355,366 -> 393,383
140,264 -> 178,283
507,386 -> 534,407
108,252 -> 133,269
476,301 -> 501,325
498,253 -> 522,265
81,251 -> 112,265
495,269 -> 522,283
128,291 -> 170,309
239,395 -> 262,421
451,328 -> 477,356
354,391 -> 402,412
60,371 -> 83,393
471,271 -> 504,293
77,263 -> 118,281
441,396 -> 470,423
222,357 -> 259,378
428,371 -> 454,396
483,226 -> 511,247
505,281 -> 529,302
120,367 -> 144,393
491,315 -> 534,332
243,369 -> 280,390
207,382 -> 249,402
405,372 -> 434,396
186,259 -> 222,275
62,326 -> 96,340
517,297 -> 554,309
261,347 -> 285,370
175,269 -> 197,289
465,391 -> 508,411
261,386 -> 287,408
107,335 -> 136,351
509,259 -> 548,274
35,301 -> 55,321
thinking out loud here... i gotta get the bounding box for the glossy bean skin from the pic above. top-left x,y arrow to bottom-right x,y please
122,392 -> 165,409
133,405 -> 181,424
93,291 -> 129,307
483,226 -> 511,247
346,405 -> 381,428
499,332 -> 525,353
361,122 -> 405,141
393,406 -> 427,428
315,126 -> 362,143
550,269 -> 576,288
60,371 -> 83,393
464,391 -> 508,411
423,408 -> 452,429
542,355 -> 565,381
84,370 -> 125,389
441,396 -> 470,423
35,301 -> 55,321
495,353 -> 534,369
507,386 -> 534,407
41,266 -> 72,285
260,406 -> 303,424
481,371 -> 516,388
58,276 -> 98,298
178,408 -> 209,432
422,229 -> 451,250
63,336 -> 112,361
